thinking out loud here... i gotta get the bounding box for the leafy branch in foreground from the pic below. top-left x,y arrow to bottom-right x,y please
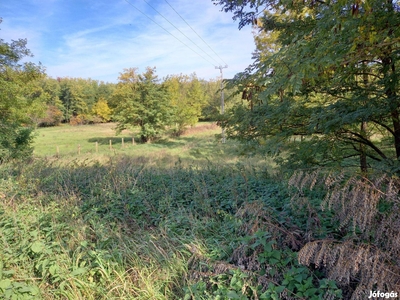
216,0 -> 400,172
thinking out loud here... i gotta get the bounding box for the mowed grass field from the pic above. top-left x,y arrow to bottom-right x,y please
32,122 -> 273,167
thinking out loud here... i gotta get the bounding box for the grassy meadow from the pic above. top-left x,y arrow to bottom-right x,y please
32,122 -> 263,167
2,122 -> 377,300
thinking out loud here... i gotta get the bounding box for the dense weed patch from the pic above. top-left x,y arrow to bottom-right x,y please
1,157 -> 397,299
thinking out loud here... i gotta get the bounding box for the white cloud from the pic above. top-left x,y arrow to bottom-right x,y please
1,0 -> 256,82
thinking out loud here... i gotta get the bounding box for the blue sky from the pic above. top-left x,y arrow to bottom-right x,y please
0,0 -> 256,82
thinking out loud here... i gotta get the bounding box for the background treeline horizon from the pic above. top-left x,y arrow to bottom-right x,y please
32,71 -> 238,128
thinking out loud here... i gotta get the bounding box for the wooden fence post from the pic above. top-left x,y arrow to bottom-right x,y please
122,138 -> 124,148
109,140 -> 112,150
95,142 -> 98,153
78,144 -> 81,155
56,146 -> 59,157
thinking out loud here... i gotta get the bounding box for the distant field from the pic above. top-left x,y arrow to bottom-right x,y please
32,122 -> 268,166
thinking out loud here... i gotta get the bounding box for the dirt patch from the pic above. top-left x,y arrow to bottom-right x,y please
181,123 -> 219,136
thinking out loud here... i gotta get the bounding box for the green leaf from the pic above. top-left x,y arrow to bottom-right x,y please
271,250 -> 281,260
294,274 -> 304,283
305,288 -> 318,296
17,285 -> 37,294
49,264 -> 58,276
271,294 -> 279,300
29,230 -> 38,238
0,279 -> 11,291
226,290 -> 241,299
2,270 -> 15,277
269,258 -> 279,265
71,267 -> 87,277
30,241 -> 44,254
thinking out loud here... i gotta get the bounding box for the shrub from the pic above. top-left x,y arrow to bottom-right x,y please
0,123 -> 34,162
37,105 -> 63,127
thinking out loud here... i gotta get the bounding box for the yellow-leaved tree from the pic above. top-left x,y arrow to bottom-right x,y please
92,97 -> 112,122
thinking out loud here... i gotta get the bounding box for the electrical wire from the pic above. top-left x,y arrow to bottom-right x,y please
123,0 -> 215,67
140,0 -> 221,66
163,0 -> 228,67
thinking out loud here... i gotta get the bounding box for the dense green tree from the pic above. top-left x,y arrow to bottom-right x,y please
97,81 -> 116,109
0,19 -> 46,160
43,77 -> 115,124
200,78 -> 221,121
113,67 -> 173,142
58,77 -> 103,124
58,78 -> 87,123
215,0 -> 400,171
163,74 -> 207,135
200,78 -> 243,121
35,77 -> 65,126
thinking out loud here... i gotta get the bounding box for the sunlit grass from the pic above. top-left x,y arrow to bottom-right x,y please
32,122 -> 275,167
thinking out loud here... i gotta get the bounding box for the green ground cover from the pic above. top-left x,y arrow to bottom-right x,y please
32,123 -> 257,166
0,156 -> 342,300
1,123 -> 397,299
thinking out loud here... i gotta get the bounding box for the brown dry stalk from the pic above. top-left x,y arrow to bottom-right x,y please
290,171 -> 400,299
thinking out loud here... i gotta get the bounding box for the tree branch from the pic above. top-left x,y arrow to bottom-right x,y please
341,130 -> 387,160
372,119 -> 395,136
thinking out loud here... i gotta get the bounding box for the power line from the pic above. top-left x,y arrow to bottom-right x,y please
123,0 -> 215,67
216,65 -> 228,143
163,0 -> 228,67
140,0 -> 221,66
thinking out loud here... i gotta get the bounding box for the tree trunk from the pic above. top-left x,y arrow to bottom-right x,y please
391,110 -> 400,159
360,121 -> 368,173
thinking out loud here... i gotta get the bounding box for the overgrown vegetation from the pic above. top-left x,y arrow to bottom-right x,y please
0,156 -> 337,299
1,148 -> 398,299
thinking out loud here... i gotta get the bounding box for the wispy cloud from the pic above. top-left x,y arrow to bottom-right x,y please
0,0 -> 256,82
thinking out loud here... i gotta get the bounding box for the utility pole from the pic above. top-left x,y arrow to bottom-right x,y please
215,65 -> 228,143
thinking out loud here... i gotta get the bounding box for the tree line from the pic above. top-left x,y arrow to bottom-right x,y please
35,70 -> 231,131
